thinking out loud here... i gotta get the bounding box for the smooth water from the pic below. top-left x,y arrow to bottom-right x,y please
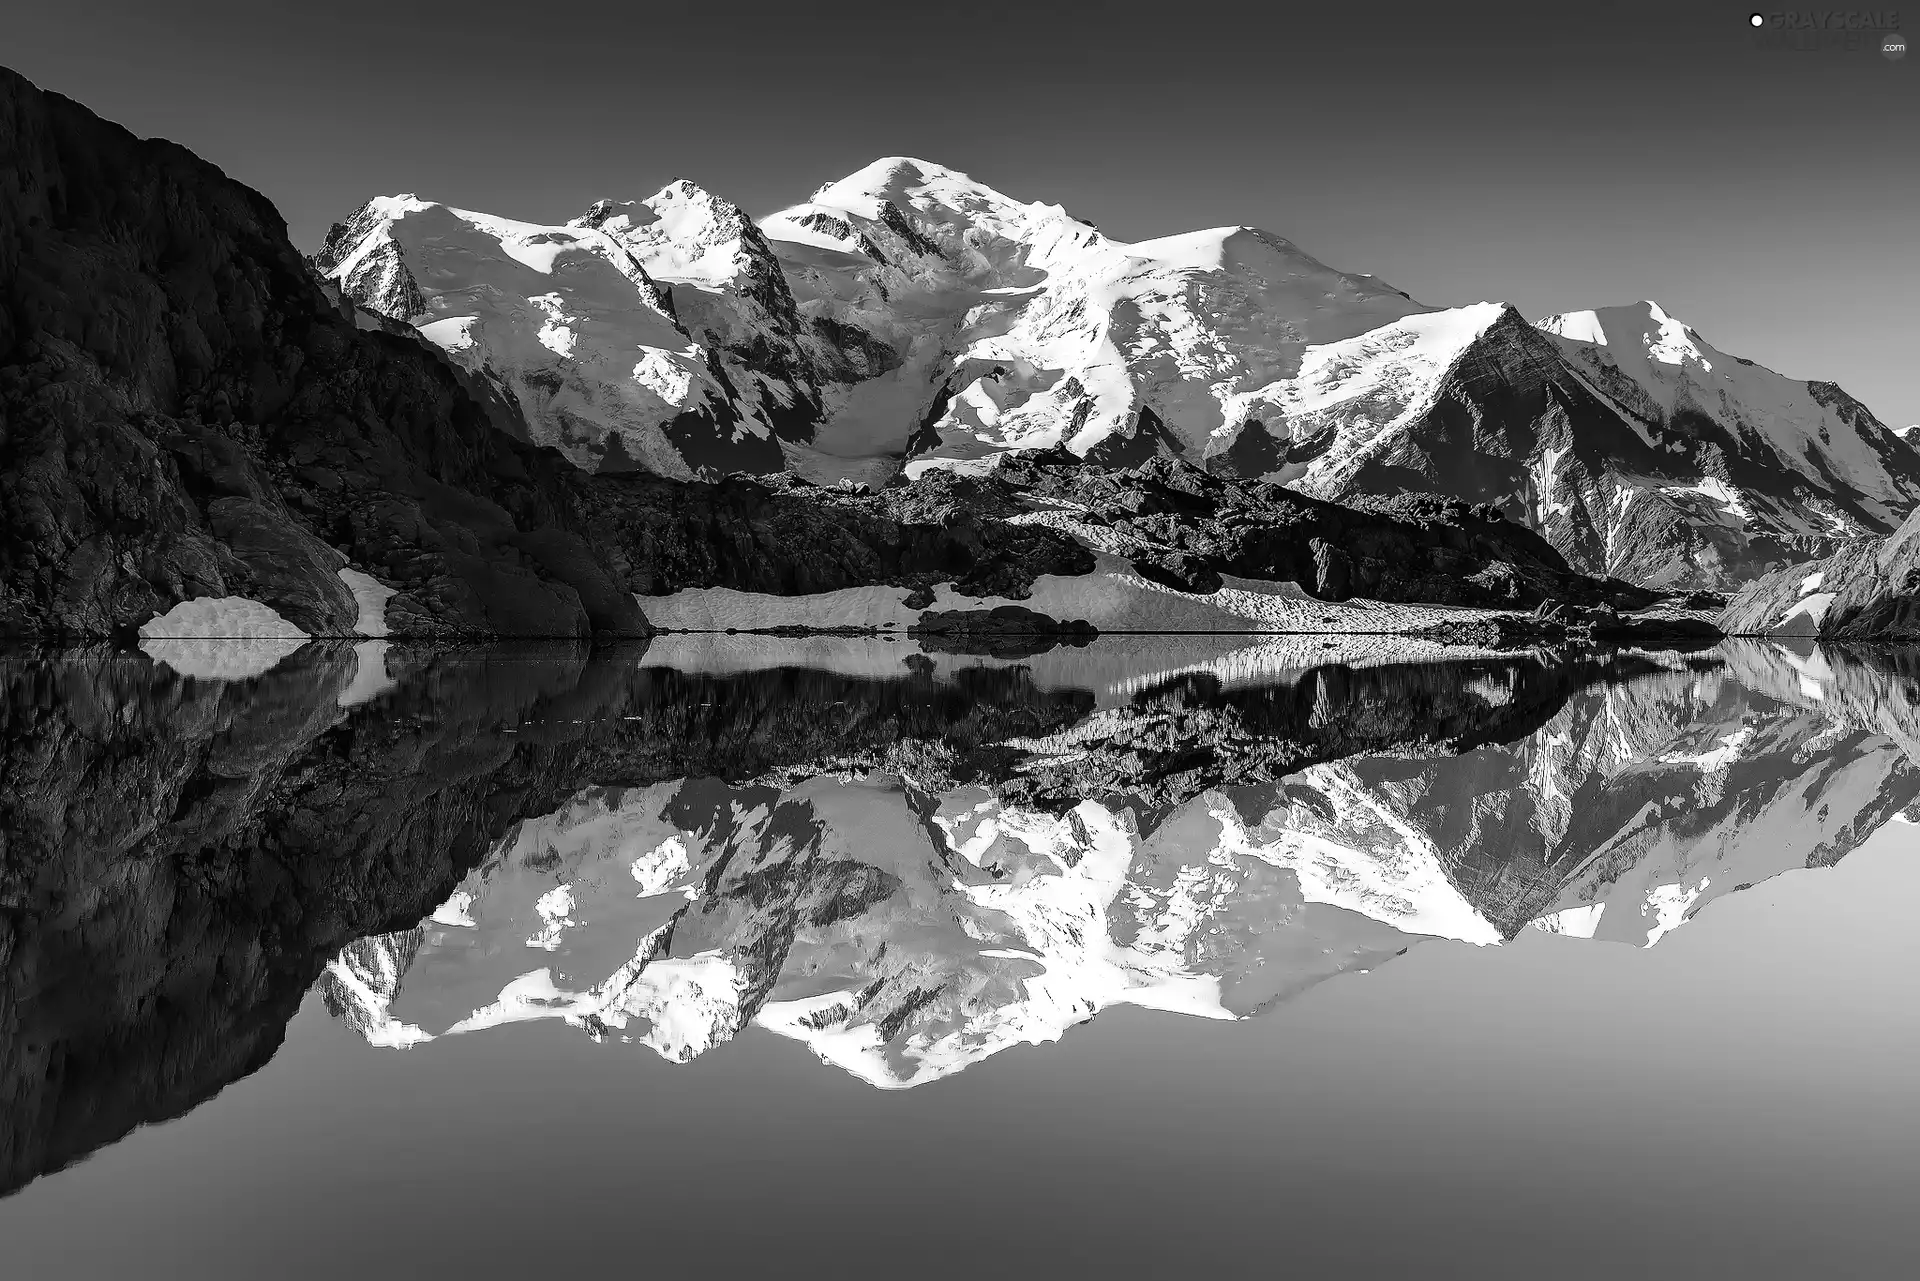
4,636 -> 1920,1278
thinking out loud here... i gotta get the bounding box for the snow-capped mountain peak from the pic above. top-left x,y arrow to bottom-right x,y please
810,156 -> 1028,216
575,179 -> 778,294
762,159 -> 1437,477
1536,299 -> 1722,405
768,154 -> 1100,287
1535,297 -> 1920,538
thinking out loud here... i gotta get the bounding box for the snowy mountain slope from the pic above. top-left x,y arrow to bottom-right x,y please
763,164 -> 1919,589
763,158 -> 1432,475
313,185 -> 836,477
1536,301 -> 1920,565
1213,297 -> 1913,590
315,160 -> 1917,589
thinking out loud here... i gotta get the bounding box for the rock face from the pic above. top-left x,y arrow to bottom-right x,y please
908,605 -> 1097,658
986,449 -> 1657,612
1717,511 -> 1920,640
1534,302 -> 1920,586
322,155 -> 1917,591
628,450 -> 1702,642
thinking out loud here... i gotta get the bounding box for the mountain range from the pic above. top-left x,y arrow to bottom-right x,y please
319,159 -> 1920,592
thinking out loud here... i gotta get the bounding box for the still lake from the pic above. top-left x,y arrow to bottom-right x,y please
3,635 -> 1919,1278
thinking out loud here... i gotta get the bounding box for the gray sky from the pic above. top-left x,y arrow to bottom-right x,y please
8,0 -> 1916,423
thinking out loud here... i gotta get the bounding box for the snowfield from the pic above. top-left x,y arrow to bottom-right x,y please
641,553 -> 1514,635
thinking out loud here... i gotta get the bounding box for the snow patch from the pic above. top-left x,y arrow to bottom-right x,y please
641,551 -> 1516,636
631,837 -> 693,897
525,884 -> 577,951
337,640 -> 397,708
430,890 -> 478,928
1777,592 -> 1837,629
138,597 -> 309,681
1643,877 -> 1711,947
337,569 -> 396,637
1529,904 -> 1606,938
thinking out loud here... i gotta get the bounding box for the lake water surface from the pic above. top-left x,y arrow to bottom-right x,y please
3,636 -> 1919,1278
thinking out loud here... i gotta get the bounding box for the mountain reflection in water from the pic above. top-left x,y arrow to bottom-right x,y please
3,636 -> 1918,1197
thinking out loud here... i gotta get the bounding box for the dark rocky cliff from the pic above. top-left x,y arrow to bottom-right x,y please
0,70 -> 662,637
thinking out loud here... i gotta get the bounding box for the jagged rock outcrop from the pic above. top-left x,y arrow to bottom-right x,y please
909,605 -> 1097,657
1717,510 -> 1920,640
987,449 -> 1660,612
633,450 -> 1717,640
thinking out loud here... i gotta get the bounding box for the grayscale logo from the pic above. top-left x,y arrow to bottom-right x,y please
1886,30 -> 1908,57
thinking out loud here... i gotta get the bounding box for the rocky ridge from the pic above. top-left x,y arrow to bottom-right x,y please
1718,506 -> 1920,641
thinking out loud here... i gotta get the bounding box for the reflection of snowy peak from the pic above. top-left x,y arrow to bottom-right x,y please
1322,659 -> 1920,947
322,774 -> 1494,1087
321,650 -> 1920,1087
315,161 -> 1919,589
